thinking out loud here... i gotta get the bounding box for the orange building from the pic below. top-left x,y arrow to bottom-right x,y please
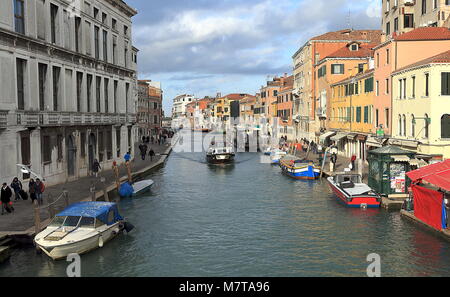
373,27 -> 450,141
276,75 -> 294,140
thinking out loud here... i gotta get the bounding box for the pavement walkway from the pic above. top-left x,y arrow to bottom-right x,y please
0,140 -> 172,233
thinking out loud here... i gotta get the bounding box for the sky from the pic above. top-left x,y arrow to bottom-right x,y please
126,0 -> 381,116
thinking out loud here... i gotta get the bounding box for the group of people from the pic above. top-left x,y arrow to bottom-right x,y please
141,131 -> 173,147
0,177 -> 45,215
138,144 -> 155,161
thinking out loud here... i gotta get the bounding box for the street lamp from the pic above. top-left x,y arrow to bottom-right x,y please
16,164 -> 44,181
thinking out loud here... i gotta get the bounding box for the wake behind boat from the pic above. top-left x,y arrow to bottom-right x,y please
34,202 -> 133,260
327,173 -> 381,208
279,155 -> 321,180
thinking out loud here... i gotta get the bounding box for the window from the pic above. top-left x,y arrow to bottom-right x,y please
80,132 -> 86,157
106,130 -> 112,160
385,108 -> 390,128
14,0 -> 25,34
103,30 -> 108,62
113,80 -> 118,113
75,17 -> 82,52
98,131 -> 104,161
403,78 -> 407,99
104,78 -> 109,113
424,114 -> 429,138
85,21 -> 91,56
403,115 -> 407,136
52,66 -> 60,111
350,44 -> 358,51
422,0 -> 427,15
442,114 -> 450,138
36,0 -> 45,39
358,64 -> 364,73
411,115 -> 416,137
376,80 -> 379,96
394,17 -> 399,32
398,115 -> 402,136
364,106 -> 369,123
425,73 -> 430,96
356,107 -> 361,123
442,72 -> 450,95
93,7 -> 99,19
377,53 -> 380,68
412,76 -> 416,98
94,26 -> 100,59
50,4 -> 58,44
331,64 -> 344,74
42,135 -> 51,163
386,78 -> 389,94
38,64 -> 47,111
125,83 -> 130,113
124,41 -> 129,67
96,76 -> 101,112
404,14 -> 414,28
124,25 -> 128,36
386,49 -> 390,64
386,22 -> 391,36
112,18 -> 117,30
364,77 -> 374,93
116,128 -> 121,157
112,35 -> 118,64
76,72 -> 82,112
102,12 -> 107,24
16,58 -> 26,110
318,65 -> 326,78
87,74 -> 92,112
376,109 -> 379,127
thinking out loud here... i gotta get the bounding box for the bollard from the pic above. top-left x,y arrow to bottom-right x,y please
63,190 -> 69,208
90,183 -> 96,201
34,200 -> 41,235
101,177 -> 110,202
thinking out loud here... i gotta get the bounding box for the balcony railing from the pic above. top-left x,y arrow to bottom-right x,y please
11,111 -> 135,127
0,110 -> 8,128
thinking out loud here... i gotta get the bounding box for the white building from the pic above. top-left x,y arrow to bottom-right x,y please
171,94 -> 194,128
0,0 -> 139,186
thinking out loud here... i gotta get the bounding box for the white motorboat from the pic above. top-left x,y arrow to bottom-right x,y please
34,202 -> 133,260
270,149 -> 287,164
132,179 -> 154,195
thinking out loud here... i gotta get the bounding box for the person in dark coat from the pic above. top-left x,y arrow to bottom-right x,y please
29,179 -> 37,204
149,148 -> 155,162
1,183 -> 13,215
10,177 -> 23,201
92,159 -> 101,177
35,179 -> 45,206
139,144 -> 148,160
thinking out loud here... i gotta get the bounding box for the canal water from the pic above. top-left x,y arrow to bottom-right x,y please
1,134 -> 450,277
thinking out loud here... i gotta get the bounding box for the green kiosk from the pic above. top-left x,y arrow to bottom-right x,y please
368,146 -> 416,197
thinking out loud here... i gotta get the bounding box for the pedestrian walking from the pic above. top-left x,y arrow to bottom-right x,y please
34,178 -> 45,206
151,136 -> 155,144
1,183 -> 14,215
10,177 -> 23,201
139,143 -> 148,160
351,155 -> 357,171
124,151 -> 131,163
29,178 -> 37,204
149,148 -> 155,162
92,159 -> 101,177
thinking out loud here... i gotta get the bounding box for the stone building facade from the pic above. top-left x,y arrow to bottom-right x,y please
0,0 -> 139,186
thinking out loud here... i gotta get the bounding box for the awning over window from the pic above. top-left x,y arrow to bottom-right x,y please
347,133 -> 357,140
330,133 -> 347,142
392,155 -> 411,162
319,131 -> 336,142
409,158 -> 428,168
366,136 -> 388,148
388,139 -> 419,148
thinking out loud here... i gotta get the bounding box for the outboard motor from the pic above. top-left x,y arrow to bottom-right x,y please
123,222 -> 135,233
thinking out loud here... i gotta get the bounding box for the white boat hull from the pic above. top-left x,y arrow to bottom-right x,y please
36,223 -> 121,260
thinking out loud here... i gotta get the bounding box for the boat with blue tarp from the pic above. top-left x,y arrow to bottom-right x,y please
279,155 -> 321,180
34,202 -> 133,260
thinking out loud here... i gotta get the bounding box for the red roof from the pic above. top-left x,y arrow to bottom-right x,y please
311,29 -> 381,43
394,27 -> 450,41
322,43 -> 376,60
407,159 -> 450,192
223,93 -> 252,100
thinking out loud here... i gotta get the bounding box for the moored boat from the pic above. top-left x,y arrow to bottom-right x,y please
270,149 -> 287,164
327,173 -> 381,208
279,155 -> 321,180
206,146 -> 235,164
34,202 -> 133,260
119,179 -> 154,198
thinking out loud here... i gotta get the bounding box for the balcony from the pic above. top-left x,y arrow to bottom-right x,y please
0,110 -> 8,129
12,111 -> 136,127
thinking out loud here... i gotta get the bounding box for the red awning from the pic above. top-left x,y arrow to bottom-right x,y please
406,159 -> 450,191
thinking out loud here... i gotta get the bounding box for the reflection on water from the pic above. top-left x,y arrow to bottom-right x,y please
1,147 -> 450,277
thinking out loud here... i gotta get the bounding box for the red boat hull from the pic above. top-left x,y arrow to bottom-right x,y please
327,179 -> 381,208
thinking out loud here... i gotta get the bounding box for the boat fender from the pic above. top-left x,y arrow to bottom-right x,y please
98,236 -> 104,248
123,222 -> 135,233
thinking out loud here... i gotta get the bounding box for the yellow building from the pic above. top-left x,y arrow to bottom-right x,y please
329,69 -> 375,160
391,50 -> 450,160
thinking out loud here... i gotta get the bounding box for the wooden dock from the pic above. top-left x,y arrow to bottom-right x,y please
401,210 -> 450,242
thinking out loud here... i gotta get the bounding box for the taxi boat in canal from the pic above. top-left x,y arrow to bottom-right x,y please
270,149 -> 287,164
34,202 -> 133,260
279,155 -> 321,180
327,173 -> 381,208
206,146 -> 235,164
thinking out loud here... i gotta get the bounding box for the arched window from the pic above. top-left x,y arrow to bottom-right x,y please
398,115 -> 402,136
441,114 -> 450,139
402,115 -> 407,136
424,114 -> 429,139
411,115 -> 415,138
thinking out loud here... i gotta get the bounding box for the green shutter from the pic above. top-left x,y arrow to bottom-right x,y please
442,73 -> 450,95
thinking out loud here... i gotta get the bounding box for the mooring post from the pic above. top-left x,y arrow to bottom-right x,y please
90,183 -> 96,201
126,161 -> 132,183
63,190 -> 69,208
101,177 -> 110,202
47,194 -> 55,219
34,200 -> 41,235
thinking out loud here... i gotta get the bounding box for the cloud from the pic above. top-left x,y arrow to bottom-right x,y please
126,0 -> 381,114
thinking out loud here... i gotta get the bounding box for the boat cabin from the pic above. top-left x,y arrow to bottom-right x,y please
334,174 -> 362,189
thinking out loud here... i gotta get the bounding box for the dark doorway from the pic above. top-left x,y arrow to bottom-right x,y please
20,131 -> 31,180
88,132 -> 96,174
67,135 -> 76,176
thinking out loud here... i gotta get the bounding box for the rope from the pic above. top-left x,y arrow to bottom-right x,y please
38,192 -> 65,210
